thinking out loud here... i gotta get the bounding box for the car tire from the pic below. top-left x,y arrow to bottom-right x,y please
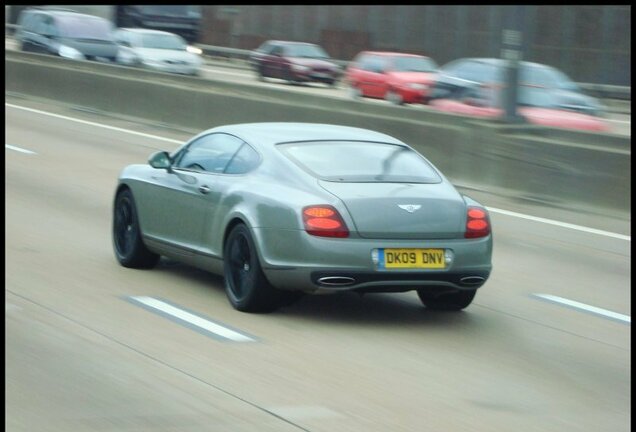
257,65 -> 266,81
416,289 -> 477,311
386,89 -> 404,105
113,188 -> 160,269
223,224 -> 288,313
349,85 -> 362,99
283,68 -> 297,84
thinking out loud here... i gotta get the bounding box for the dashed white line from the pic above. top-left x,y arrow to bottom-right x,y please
6,102 -> 630,242
533,294 -> 630,324
129,296 -> 256,342
5,144 -> 37,154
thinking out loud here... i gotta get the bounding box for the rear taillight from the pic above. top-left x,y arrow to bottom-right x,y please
302,205 -> 349,238
465,207 -> 490,238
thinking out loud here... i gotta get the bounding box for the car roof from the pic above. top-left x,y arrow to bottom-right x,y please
118,28 -> 179,37
25,8 -> 105,20
450,57 -> 552,70
203,123 -> 404,147
267,40 -> 318,46
357,51 -> 430,58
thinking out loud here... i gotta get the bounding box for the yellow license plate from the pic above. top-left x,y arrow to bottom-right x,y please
381,248 -> 445,269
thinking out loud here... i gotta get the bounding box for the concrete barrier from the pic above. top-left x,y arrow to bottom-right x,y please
5,50 -> 631,214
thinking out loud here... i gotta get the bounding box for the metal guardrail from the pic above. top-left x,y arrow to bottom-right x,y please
5,23 -> 631,101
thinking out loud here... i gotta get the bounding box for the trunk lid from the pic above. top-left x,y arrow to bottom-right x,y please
319,180 -> 466,239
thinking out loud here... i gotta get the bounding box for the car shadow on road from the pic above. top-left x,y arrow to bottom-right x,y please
154,259 -> 478,328
277,291 -> 479,328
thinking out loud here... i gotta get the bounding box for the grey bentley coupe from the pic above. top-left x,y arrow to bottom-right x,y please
112,123 -> 492,313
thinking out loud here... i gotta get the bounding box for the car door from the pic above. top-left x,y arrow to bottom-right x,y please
363,55 -> 389,98
268,44 -> 286,78
260,43 -> 279,77
139,133 -> 244,254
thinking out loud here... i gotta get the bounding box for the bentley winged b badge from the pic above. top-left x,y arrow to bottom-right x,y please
398,204 -> 421,213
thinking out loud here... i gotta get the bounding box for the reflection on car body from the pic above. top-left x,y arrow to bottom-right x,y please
113,123 -> 492,313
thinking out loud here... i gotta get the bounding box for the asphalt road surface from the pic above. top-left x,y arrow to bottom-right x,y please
5,96 -> 630,432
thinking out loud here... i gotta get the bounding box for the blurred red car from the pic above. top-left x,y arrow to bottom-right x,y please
249,40 -> 342,86
345,51 -> 438,105
429,85 -> 609,132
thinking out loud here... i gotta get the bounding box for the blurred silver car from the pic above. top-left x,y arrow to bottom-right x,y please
113,28 -> 202,76
112,123 -> 493,313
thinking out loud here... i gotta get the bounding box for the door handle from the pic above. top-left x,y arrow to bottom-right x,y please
198,185 -> 211,194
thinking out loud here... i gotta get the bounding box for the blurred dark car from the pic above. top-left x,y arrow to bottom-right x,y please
249,40 -> 342,86
429,85 -> 609,132
345,51 -> 438,105
429,58 -> 605,117
16,7 -> 118,63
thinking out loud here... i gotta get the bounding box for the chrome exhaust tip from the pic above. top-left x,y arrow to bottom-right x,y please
460,276 -> 485,286
317,276 -> 356,287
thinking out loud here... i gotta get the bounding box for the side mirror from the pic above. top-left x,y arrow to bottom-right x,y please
148,151 -> 173,172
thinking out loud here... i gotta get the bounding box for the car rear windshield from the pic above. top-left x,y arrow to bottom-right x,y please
279,141 -> 441,183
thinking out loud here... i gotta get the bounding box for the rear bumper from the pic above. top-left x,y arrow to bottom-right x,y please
253,227 -> 492,293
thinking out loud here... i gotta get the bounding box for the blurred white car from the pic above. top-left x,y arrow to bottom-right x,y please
113,28 -> 203,76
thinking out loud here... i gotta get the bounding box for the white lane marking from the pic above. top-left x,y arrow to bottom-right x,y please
5,144 -> 37,154
6,102 -> 629,242
267,405 -> 344,420
534,294 -> 631,324
130,296 -> 255,342
202,66 -> 254,77
5,103 -> 182,144
6,303 -> 22,313
487,207 -> 630,241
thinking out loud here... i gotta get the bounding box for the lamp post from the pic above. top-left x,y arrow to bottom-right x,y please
501,6 -> 526,123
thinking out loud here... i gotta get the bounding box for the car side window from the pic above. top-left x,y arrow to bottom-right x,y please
31,15 -> 49,35
18,11 -> 38,32
174,133 -> 244,174
354,54 -> 368,69
113,30 -> 129,46
366,56 -> 386,73
258,41 -> 273,54
224,144 -> 260,174
42,16 -> 58,37
271,45 -> 284,56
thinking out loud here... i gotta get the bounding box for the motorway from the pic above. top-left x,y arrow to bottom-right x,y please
5,95 -> 630,432
4,36 -> 632,137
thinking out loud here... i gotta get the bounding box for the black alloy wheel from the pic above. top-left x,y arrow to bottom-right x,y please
283,67 -> 297,84
416,289 -> 477,311
112,189 -> 159,269
224,224 -> 295,313
257,65 -> 266,81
